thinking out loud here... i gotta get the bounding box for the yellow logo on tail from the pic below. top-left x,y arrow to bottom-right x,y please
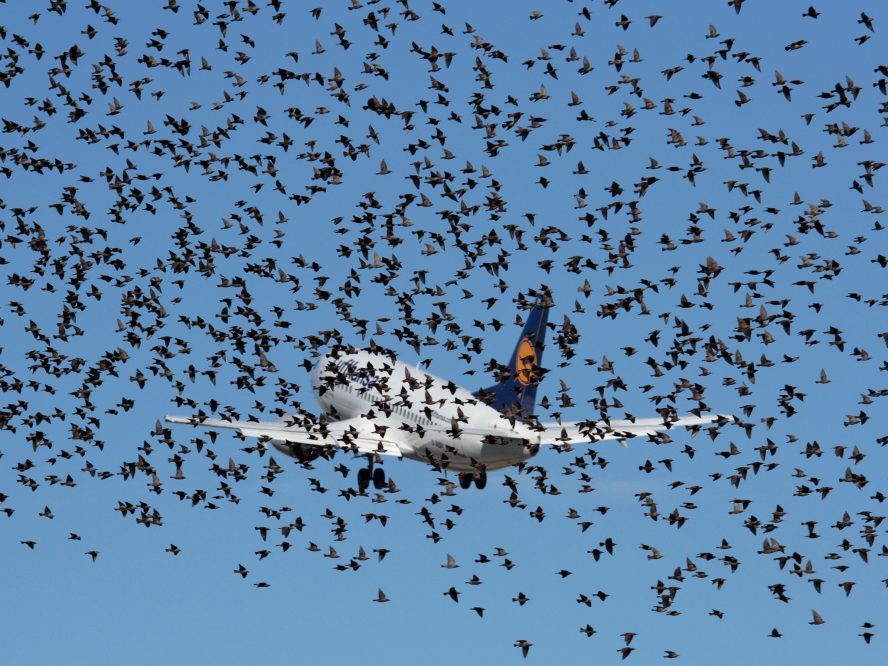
515,337 -> 538,386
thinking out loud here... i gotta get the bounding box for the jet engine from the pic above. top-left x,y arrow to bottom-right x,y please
271,440 -> 327,464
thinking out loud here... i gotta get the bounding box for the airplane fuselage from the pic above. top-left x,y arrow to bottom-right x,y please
304,350 -> 541,472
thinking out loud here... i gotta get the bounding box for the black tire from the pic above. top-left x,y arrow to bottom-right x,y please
458,473 -> 473,490
474,472 -> 487,490
372,467 -> 386,490
357,467 -> 371,492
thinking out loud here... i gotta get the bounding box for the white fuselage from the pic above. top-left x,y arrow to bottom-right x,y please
308,350 -> 541,472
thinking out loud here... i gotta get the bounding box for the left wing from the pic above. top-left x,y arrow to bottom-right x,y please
164,415 -> 404,457
539,414 -> 728,447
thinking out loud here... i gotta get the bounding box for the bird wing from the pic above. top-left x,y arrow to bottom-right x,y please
537,414 -> 728,446
164,415 -> 404,457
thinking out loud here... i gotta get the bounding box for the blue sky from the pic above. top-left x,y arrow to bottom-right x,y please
0,0 -> 885,663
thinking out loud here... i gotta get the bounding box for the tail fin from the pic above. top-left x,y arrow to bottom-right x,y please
474,294 -> 550,421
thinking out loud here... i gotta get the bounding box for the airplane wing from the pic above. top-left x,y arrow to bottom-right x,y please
538,414 -> 728,447
164,415 -> 404,458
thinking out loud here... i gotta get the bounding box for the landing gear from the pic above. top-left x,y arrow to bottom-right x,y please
372,467 -> 387,490
458,471 -> 487,490
357,467 -> 371,492
357,457 -> 386,492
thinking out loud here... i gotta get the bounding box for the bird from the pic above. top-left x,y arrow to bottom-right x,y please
514,640 -> 532,658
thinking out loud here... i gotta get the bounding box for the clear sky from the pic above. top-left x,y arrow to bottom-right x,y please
0,0 -> 885,664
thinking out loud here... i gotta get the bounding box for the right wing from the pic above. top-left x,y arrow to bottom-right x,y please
539,414 -> 729,446
164,415 -> 404,458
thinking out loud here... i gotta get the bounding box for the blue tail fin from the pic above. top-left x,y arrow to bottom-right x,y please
474,294 -> 550,420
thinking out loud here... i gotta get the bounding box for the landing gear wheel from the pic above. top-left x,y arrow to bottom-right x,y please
357,467 -> 371,492
372,467 -> 387,490
474,472 -> 487,490
458,473 -> 473,490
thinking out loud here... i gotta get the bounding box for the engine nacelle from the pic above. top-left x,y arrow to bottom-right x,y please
271,440 -> 327,463
482,434 -> 531,447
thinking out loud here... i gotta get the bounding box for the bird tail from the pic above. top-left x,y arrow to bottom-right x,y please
474,293 -> 550,421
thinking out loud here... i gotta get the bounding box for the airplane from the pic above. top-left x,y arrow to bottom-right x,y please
166,293 -> 727,491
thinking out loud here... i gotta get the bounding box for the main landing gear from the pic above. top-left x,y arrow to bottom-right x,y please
357,457 -> 386,492
458,471 -> 487,490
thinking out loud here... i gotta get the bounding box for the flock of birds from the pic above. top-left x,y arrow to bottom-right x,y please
0,0 -> 885,661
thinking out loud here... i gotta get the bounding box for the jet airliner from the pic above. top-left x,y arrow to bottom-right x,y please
166,295 -> 725,490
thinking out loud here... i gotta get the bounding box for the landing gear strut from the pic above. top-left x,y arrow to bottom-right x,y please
357,457 -> 386,492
